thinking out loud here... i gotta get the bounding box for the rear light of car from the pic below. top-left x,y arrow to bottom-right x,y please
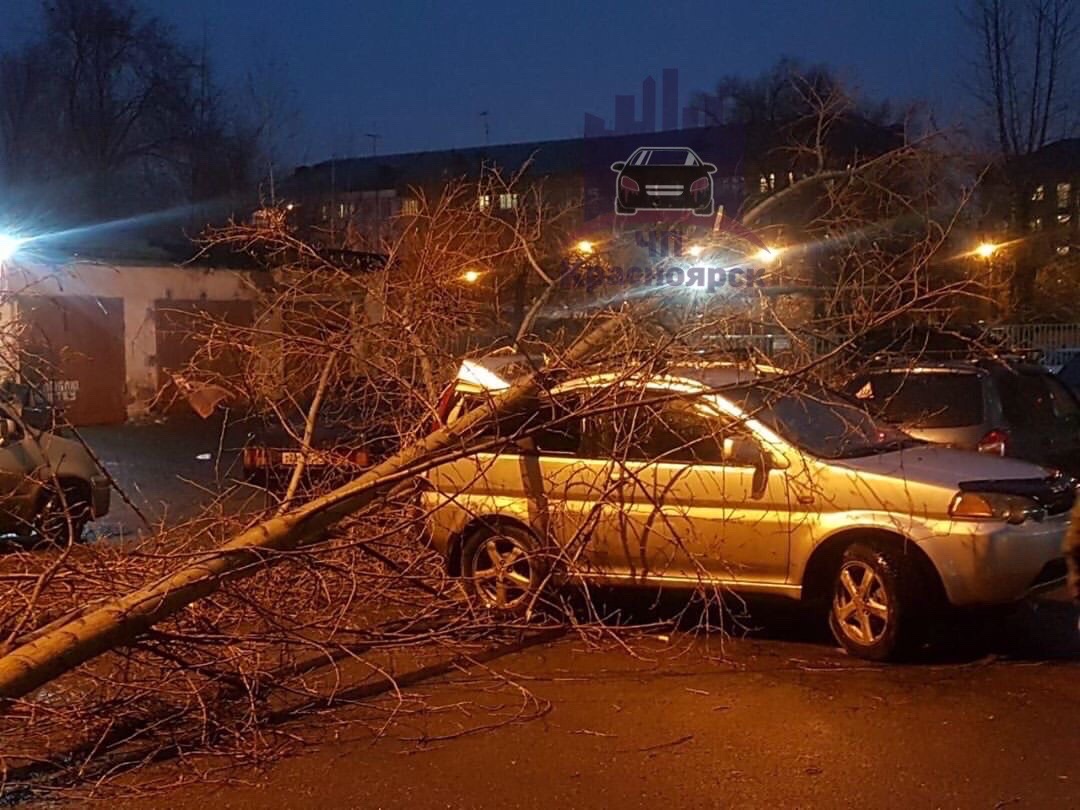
620,176 -> 640,193
977,428 -> 1009,456
243,447 -> 270,468
690,177 -> 709,194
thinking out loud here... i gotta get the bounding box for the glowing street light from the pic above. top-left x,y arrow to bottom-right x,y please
461,269 -> 481,283
753,246 -> 781,265
0,234 -> 24,262
974,242 -> 998,259
687,244 -> 704,258
574,240 -> 594,255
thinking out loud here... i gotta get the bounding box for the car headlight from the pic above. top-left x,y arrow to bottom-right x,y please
949,491 -> 1045,524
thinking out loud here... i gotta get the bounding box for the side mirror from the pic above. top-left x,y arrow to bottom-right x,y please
610,162 -> 626,172
703,163 -> 717,173
0,418 -> 18,442
723,436 -> 787,470
723,436 -> 766,467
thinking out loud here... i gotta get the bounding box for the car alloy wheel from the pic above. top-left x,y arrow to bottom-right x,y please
832,560 -> 891,646
465,530 -> 538,612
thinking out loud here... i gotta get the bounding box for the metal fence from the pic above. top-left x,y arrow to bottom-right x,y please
992,323 -> 1080,367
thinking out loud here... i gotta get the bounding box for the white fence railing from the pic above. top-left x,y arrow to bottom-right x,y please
993,323 -> 1080,367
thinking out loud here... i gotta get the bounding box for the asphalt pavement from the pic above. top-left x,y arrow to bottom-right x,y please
110,595 -> 1080,810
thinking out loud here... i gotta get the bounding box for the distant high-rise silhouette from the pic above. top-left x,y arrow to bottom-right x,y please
642,75 -> 656,133
583,68 -> 689,137
614,94 -> 635,135
662,68 -> 678,131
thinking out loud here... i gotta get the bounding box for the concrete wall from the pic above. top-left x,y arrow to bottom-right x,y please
1,260 -> 256,416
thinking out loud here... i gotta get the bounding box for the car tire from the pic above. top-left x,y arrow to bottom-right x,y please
827,541 -> 926,661
460,523 -> 547,616
34,482 -> 91,545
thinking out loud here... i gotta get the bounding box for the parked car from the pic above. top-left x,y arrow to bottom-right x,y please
423,363 -> 1071,661
0,401 -> 110,542
241,381 -> 410,489
1056,352 -> 1080,398
844,359 -> 1080,476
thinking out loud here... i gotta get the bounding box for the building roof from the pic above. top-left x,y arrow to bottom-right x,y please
288,126 -> 753,195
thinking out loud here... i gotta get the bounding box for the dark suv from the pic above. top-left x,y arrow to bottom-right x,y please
845,360 -> 1080,475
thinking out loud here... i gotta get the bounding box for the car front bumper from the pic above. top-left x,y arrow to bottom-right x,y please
918,512 -> 1069,606
90,475 -> 110,518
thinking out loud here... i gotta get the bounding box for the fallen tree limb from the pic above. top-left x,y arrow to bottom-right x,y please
0,313 -> 622,706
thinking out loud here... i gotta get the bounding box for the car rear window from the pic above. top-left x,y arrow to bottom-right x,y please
848,371 -> 984,428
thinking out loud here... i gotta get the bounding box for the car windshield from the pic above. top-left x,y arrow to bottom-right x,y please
631,149 -> 698,166
724,383 -> 918,460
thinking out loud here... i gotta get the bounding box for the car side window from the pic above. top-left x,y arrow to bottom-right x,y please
470,393 -> 583,455
582,393 -> 732,464
997,371 -> 1056,427
1044,376 -> 1080,420
532,394 -> 583,454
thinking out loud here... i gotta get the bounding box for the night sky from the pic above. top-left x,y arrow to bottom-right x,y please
1,0 -> 972,165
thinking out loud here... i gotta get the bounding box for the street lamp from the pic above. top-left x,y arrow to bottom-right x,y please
974,242 -> 998,259
461,269 -> 481,283
0,234 -> 23,262
753,246 -> 781,265
686,244 -> 705,258
574,240 -> 594,255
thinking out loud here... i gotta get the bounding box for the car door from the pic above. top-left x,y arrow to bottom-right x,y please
0,410 -> 42,530
580,389 -> 791,586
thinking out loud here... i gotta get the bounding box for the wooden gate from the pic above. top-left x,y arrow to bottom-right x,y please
17,295 -> 127,425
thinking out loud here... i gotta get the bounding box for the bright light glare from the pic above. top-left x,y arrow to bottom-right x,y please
461,269 -> 481,283
457,359 -> 510,391
687,244 -> 704,258
0,234 -> 24,261
754,247 -> 780,264
575,240 -> 594,254
975,242 -> 998,259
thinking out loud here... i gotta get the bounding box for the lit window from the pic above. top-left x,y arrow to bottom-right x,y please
1030,217 -> 1043,231
478,194 -> 492,210
400,198 -> 419,216
498,192 -> 518,210
1057,182 -> 1071,208
768,173 -> 776,190
1032,185 -> 1045,202
759,176 -> 768,194
1058,212 -> 1071,224
1057,245 -> 1071,256
338,203 -> 346,218
787,171 -> 795,186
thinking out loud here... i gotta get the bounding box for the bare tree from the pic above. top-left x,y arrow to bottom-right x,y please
967,0 -> 1078,159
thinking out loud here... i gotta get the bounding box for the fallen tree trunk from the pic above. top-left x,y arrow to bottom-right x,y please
0,314 -> 623,706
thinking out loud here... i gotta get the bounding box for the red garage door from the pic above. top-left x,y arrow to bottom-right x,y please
17,295 -> 127,425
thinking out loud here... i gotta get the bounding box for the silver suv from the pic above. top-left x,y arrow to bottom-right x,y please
424,364 -> 1071,660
